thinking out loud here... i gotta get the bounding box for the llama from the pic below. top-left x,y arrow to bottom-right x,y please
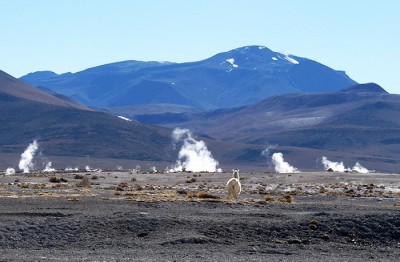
226,169 -> 241,200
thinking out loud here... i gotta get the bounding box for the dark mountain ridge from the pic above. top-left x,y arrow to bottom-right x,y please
1,70 -> 268,172
153,83 -> 400,172
0,70 -> 90,111
162,83 -> 397,137
341,82 -> 389,93
0,72 -> 178,169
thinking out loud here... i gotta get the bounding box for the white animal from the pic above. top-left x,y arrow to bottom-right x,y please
226,169 -> 241,200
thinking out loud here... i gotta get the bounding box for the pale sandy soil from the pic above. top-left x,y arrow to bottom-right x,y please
0,170 -> 399,261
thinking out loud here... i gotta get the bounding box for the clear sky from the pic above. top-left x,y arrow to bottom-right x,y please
1,0 -> 399,94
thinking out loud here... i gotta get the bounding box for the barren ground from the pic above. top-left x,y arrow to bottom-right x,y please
0,170 -> 399,261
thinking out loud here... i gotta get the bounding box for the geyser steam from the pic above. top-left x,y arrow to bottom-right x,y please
19,140 -> 39,173
43,162 -> 56,172
169,128 -> 219,172
272,152 -> 300,173
261,145 -> 277,158
6,168 -> 16,176
352,162 -> 369,173
321,156 -> 369,173
321,156 -> 347,172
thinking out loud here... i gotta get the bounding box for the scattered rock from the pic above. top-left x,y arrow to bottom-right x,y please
321,234 -> 330,241
176,189 -> 187,195
264,194 -> 274,202
287,238 -> 302,244
278,194 -> 294,203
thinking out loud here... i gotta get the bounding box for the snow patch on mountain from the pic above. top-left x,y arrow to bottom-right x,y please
279,53 -> 300,64
226,58 -> 239,68
117,115 -> 131,121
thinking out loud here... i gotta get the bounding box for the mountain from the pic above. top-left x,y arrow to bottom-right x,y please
157,83 -> 400,172
0,70 -> 90,111
0,69 -> 280,172
168,83 -> 395,138
0,71 -> 177,169
341,82 -> 389,93
5,67 -> 400,172
20,46 -> 357,114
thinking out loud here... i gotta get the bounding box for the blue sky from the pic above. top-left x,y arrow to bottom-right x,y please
1,0 -> 399,94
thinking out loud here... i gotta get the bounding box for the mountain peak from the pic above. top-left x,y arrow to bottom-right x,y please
231,45 -> 274,54
341,83 -> 388,94
212,45 -> 277,58
206,45 -> 302,69
23,70 -> 58,78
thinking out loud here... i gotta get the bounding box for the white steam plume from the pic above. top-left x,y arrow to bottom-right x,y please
65,167 -> 79,172
261,145 -> 277,171
131,165 -> 141,174
43,162 -> 56,172
169,128 -> 219,172
272,152 -> 300,173
321,157 -> 369,173
85,165 -> 102,172
261,145 -> 277,158
321,156 -> 348,172
352,162 -> 369,173
19,140 -> 39,173
6,168 -> 16,176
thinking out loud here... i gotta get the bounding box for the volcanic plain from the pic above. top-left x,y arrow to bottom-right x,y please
0,170 -> 399,261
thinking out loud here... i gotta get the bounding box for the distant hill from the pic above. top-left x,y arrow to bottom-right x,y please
21,46 -> 357,113
2,69 -> 271,172
156,83 -> 400,172
341,82 -> 389,93
4,68 -> 400,172
0,71 -> 177,169
0,70 -> 90,111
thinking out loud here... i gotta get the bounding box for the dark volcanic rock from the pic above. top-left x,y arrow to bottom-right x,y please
0,195 -> 399,261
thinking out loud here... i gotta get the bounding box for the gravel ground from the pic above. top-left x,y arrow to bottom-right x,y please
0,171 -> 399,261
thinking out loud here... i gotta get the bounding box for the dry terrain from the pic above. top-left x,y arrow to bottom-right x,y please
0,170 -> 399,261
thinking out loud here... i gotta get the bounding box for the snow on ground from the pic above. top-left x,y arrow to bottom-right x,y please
278,53 -> 300,64
226,58 -> 239,68
117,116 -> 132,121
